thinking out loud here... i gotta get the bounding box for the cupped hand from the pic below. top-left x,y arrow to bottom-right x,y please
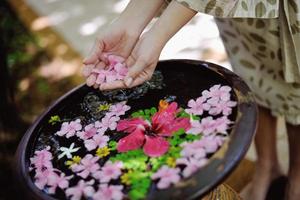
82,22 -> 140,89
100,32 -> 164,91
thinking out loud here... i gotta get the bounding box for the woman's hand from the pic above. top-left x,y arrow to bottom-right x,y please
83,0 -> 165,89
83,22 -> 139,66
100,1 -> 197,90
99,31 -> 164,90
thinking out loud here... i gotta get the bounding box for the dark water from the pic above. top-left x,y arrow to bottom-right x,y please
27,62 -> 238,199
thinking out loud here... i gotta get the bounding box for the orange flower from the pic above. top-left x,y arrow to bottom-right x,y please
159,100 -> 169,112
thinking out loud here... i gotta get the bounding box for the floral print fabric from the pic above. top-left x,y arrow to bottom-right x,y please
169,0 -> 300,124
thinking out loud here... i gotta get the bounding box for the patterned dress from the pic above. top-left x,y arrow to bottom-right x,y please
171,0 -> 300,125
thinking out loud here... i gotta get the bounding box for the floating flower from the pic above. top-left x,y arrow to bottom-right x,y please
76,123 -> 97,140
96,146 -> 110,158
65,180 -> 95,200
117,102 -> 190,157
185,97 -> 210,115
98,103 -> 111,111
180,141 -> 207,159
202,84 -> 231,102
93,161 -> 123,183
93,184 -> 124,200
47,172 -> 73,194
65,156 -> 81,167
151,166 -> 180,189
120,171 -> 132,185
176,157 -> 208,178
48,115 -> 61,125
166,157 -> 176,168
158,100 -> 169,111
56,119 -> 82,138
109,101 -> 131,116
214,116 -> 232,134
71,154 -> 100,178
84,134 -> 109,151
187,117 -> 216,136
34,168 -> 56,190
95,114 -> 120,134
201,135 -> 225,153
208,99 -> 237,116
30,146 -> 53,170
58,143 -> 80,160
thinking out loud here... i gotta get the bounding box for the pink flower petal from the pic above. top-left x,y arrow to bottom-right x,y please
143,136 -> 169,157
117,129 -> 145,152
117,118 -> 148,132
158,117 -> 190,136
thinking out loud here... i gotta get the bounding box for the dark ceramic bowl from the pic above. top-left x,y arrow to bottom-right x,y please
15,59 -> 257,200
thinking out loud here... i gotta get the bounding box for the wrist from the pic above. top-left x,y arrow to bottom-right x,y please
114,0 -> 165,36
110,17 -> 144,37
147,1 -> 197,45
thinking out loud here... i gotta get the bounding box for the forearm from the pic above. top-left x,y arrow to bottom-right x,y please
115,0 -> 165,34
146,1 -> 197,48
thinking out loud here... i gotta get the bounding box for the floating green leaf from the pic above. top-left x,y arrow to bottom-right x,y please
48,115 -> 61,125
108,141 -> 117,150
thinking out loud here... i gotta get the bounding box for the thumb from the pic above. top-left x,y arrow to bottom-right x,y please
83,39 -> 104,65
124,58 -> 147,88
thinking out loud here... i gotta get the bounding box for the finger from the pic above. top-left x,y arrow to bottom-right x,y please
86,74 -> 97,87
95,61 -> 106,70
82,64 -> 94,77
128,69 -> 154,88
108,54 -> 125,63
99,80 -> 126,91
99,52 -> 111,64
83,39 -> 104,65
125,54 -> 136,68
93,84 -> 99,89
124,58 -> 147,87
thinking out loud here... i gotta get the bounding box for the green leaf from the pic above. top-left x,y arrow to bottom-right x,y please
129,189 -> 147,200
108,141 -> 117,150
186,134 -> 201,142
150,107 -> 157,115
48,115 -> 61,125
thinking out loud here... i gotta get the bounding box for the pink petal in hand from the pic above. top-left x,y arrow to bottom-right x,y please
143,136 -> 169,157
108,55 -> 125,66
114,63 -> 128,76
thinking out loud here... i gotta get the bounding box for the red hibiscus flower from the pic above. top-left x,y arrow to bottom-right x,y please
116,102 -> 191,157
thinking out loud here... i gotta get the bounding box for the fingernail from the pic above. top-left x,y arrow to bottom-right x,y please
125,77 -> 133,87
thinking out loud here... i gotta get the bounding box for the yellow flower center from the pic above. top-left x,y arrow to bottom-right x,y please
98,103 -> 111,111
121,172 -> 132,185
166,157 -> 176,168
65,156 -> 81,167
96,146 -> 110,158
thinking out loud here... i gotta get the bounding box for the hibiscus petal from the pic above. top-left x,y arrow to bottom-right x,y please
117,129 -> 145,152
159,117 -> 191,136
116,118 -> 147,132
152,102 -> 179,132
143,136 -> 169,157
